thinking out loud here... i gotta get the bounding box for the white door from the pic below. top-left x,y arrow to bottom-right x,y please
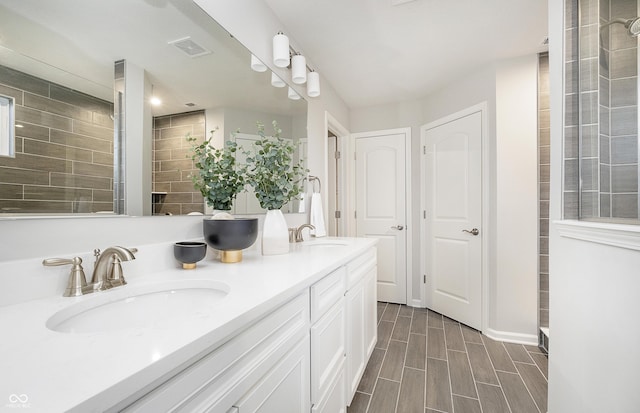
422,111 -> 482,329
354,131 -> 408,304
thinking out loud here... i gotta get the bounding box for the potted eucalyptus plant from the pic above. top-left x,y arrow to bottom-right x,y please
244,121 -> 307,255
187,128 -> 246,212
187,129 -> 259,264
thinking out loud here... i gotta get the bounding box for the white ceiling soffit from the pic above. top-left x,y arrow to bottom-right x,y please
264,0 -> 548,109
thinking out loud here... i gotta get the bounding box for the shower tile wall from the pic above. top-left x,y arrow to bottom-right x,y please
566,0 -> 639,220
539,53 -> 550,329
604,0 -> 638,218
0,65 -> 114,214
152,111 -> 205,215
580,0 -> 601,218
565,0 -> 580,218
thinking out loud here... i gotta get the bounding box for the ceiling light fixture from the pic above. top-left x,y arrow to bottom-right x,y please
271,31 -> 321,98
150,85 -> 161,106
307,71 -> 320,97
287,87 -> 301,100
271,72 -> 286,88
291,54 -> 307,84
273,32 -> 290,68
250,54 -> 267,72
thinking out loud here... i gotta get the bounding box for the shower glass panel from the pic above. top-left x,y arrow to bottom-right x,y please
575,0 -> 639,221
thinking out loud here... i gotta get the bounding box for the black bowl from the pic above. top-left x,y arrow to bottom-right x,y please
173,241 -> 207,269
203,218 -> 258,251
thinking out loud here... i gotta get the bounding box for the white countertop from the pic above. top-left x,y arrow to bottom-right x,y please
0,237 -> 376,413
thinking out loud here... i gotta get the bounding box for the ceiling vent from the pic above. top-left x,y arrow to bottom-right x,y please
168,37 -> 211,58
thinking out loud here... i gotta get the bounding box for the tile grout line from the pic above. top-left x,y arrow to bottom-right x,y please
370,303 -> 398,412
478,336 -> 513,413
441,312 -> 455,413
510,363 -> 546,413
527,352 -> 549,382
463,328 -> 485,413
423,322 -> 428,413
365,302 -> 388,413
497,337 -> 545,412
393,313 -> 410,413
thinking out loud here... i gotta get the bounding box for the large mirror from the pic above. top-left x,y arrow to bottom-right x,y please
0,0 -> 307,216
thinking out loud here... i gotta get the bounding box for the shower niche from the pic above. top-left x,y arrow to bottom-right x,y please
565,0 -> 640,221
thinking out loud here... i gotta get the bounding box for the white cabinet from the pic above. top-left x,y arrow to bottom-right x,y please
345,275 -> 366,402
312,365 -> 346,413
122,292 -> 309,413
310,267 -> 346,410
345,249 -> 377,405
121,247 -> 377,413
233,335 -> 310,413
363,264 -> 377,359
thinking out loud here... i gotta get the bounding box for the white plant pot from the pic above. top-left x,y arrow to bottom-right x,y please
262,209 -> 289,255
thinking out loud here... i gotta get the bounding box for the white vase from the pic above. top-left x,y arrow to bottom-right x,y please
262,209 -> 289,255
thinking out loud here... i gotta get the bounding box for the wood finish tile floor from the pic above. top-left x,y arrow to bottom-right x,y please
348,303 -> 548,413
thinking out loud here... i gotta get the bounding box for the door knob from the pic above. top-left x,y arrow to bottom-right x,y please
462,228 -> 479,236
391,225 -> 404,231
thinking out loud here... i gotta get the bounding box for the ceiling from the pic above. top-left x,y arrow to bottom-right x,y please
264,0 -> 549,109
0,0 -> 548,115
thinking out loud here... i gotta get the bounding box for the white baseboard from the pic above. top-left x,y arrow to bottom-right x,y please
484,328 -> 538,346
408,299 -> 423,308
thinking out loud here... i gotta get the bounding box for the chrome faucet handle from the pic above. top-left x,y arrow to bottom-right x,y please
107,254 -> 128,287
43,256 -> 88,297
288,228 -> 297,243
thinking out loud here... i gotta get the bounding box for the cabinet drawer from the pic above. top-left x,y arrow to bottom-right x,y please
310,266 -> 346,323
123,292 -> 310,413
346,248 -> 376,289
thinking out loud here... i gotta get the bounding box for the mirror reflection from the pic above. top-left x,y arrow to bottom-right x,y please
0,0 -> 307,216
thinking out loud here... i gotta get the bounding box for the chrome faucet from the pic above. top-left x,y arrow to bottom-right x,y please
91,246 -> 136,291
295,224 -> 316,242
43,246 -> 136,297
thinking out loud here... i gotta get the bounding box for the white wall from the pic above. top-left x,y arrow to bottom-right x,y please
547,0 -> 640,410
493,55 -> 539,340
350,56 -> 538,342
124,61 -> 152,216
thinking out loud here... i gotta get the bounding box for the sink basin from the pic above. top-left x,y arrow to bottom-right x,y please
47,280 -> 230,334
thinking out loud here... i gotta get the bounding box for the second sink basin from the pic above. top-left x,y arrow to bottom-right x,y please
47,279 -> 230,334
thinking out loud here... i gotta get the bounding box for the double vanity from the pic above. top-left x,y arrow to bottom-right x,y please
0,237 -> 377,412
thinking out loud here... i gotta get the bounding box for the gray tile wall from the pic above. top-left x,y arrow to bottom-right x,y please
152,111 -> 205,215
565,0 -> 580,219
605,0 -> 638,218
580,0 -> 601,218
0,65 -> 114,213
567,0 -> 639,220
539,53 -> 550,329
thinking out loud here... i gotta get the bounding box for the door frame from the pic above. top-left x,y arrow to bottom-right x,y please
349,127 -> 413,305
420,102 -> 489,332
325,111 -> 350,237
